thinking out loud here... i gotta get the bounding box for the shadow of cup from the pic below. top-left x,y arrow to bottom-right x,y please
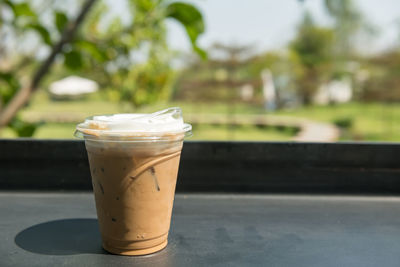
15,218 -> 104,255
14,218 -> 179,267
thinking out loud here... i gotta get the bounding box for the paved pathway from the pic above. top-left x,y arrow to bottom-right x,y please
292,119 -> 340,142
188,114 -> 340,142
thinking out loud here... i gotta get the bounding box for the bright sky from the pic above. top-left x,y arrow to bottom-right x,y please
163,0 -> 400,55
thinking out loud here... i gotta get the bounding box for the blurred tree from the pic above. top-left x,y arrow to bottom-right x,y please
75,0 -> 206,108
290,12 -> 334,104
0,0 -> 205,135
324,0 -> 363,57
174,43 -> 261,103
362,51 -> 400,101
323,0 -> 376,65
323,0 -> 377,100
0,0 -> 97,136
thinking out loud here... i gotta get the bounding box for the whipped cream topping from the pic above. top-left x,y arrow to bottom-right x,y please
76,107 -> 191,137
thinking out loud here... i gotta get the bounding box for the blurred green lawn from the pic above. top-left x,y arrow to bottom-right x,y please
1,90 -> 400,141
0,91 -> 293,140
277,103 -> 400,141
1,123 -> 294,141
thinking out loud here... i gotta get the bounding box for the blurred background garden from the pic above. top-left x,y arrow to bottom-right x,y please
1,0 -> 400,141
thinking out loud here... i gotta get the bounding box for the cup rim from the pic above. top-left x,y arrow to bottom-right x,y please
74,123 -> 192,142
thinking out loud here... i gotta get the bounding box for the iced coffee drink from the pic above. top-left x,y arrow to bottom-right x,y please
75,108 -> 191,255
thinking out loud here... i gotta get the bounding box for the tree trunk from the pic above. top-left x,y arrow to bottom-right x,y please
0,0 -> 97,128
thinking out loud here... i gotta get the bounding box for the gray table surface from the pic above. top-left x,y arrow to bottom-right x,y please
2,192 -> 400,267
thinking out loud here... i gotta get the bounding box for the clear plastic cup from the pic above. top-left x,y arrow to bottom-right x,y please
75,108 -> 191,255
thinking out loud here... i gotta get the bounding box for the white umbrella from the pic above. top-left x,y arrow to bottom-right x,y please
49,76 -> 98,97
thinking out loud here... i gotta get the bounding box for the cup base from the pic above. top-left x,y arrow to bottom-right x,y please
103,240 -> 168,256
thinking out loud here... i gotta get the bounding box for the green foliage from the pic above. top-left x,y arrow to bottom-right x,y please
0,70 -> 36,135
64,50 -> 83,70
166,2 -> 206,59
289,12 -> 335,104
0,0 -> 206,137
3,0 -> 53,46
0,71 -> 20,106
9,116 -> 42,137
324,0 -> 375,57
70,0 -> 206,108
55,11 -> 68,33
26,23 -> 52,45
4,1 -> 35,18
74,40 -> 108,62
290,13 -> 334,68
324,0 -> 361,21
361,51 -> 400,101
110,59 -> 175,107
333,116 -> 353,129
291,27 -> 333,67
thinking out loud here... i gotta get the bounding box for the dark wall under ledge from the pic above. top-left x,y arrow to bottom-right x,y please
1,139 -> 400,194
